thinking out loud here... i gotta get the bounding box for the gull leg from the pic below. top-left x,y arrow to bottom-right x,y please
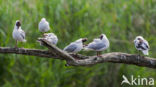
75,53 -> 78,57
96,52 -> 99,56
15,40 -> 18,48
97,51 -> 102,57
98,51 -> 102,57
98,52 -> 99,56
139,50 -> 145,58
139,50 -> 142,56
137,50 -> 142,58
99,51 -> 101,56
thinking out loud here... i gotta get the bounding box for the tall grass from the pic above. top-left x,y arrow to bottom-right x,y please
0,0 -> 156,87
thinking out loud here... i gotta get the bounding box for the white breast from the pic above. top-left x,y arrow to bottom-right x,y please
39,21 -> 50,32
12,28 -> 26,42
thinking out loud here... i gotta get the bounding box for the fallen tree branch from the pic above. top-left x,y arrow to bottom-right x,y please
0,39 -> 156,69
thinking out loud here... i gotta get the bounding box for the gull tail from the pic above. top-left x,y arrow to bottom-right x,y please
83,46 -> 92,51
22,39 -> 27,42
83,47 -> 89,51
142,50 -> 149,55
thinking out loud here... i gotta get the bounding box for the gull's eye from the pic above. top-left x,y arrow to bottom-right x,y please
137,38 -> 141,40
16,21 -> 21,27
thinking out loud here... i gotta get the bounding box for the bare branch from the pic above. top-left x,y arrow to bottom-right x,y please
0,39 -> 156,69
68,52 -> 156,69
0,47 -> 57,58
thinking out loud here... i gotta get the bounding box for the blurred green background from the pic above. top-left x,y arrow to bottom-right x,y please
0,0 -> 156,87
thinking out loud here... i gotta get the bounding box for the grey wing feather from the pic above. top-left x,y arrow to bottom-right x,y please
87,42 -> 105,50
142,41 -> 149,50
64,43 -> 77,52
144,40 -> 150,49
20,30 -> 25,39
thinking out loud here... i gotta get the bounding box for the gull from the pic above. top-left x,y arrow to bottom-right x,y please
134,36 -> 150,55
12,20 -> 26,48
43,33 -> 58,45
63,38 -> 88,53
84,34 -> 109,56
37,33 -> 58,46
38,18 -> 50,33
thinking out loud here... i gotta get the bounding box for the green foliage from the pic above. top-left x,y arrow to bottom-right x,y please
0,0 -> 156,87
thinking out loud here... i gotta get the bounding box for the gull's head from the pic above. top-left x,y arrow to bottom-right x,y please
43,33 -> 48,37
15,20 -> 21,28
82,38 -> 88,43
76,38 -> 88,43
135,36 -> 144,42
99,34 -> 106,40
43,33 -> 54,37
41,18 -> 46,21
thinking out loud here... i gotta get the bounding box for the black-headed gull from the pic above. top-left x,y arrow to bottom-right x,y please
84,34 -> 110,56
38,18 -> 50,32
43,33 -> 58,45
12,20 -> 26,47
63,38 -> 88,53
134,36 -> 150,55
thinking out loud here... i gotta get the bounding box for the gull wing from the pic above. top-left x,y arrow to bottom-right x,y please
64,43 -> 77,52
19,29 -> 25,39
144,40 -> 150,49
87,42 -> 105,50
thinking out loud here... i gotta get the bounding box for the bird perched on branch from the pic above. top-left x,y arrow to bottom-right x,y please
38,33 -> 58,45
63,38 -> 88,53
134,36 -> 150,55
12,20 -> 26,48
43,33 -> 58,45
84,34 -> 110,57
38,18 -> 50,33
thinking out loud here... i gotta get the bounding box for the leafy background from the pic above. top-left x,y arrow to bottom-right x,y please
0,0 -> 156,87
